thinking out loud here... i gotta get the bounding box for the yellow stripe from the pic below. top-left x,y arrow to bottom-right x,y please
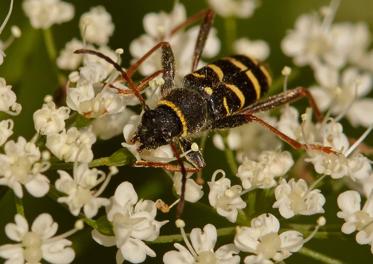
243,54 -> 259,65
204,86 -> 213,95
224,84 -> 245,109
207,64 -> 224,81
192,72 -> 205,78
245,70 -> 261,99
223,97 -> 230,115
158,100 -> 188,136
260,65 -> 272,86
224,57 -> 247,71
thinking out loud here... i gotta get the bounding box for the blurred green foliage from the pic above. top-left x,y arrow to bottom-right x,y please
0,0 -> 373,263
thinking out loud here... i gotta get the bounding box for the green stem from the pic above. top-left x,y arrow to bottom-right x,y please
246,190 -> 256,216
222,133 -> 238,175
224,16 -> 237,53
299,247 -> 344,264
150,226 -> 236,244
81,217 -> 98,230
14,195 -> 25,217
43,28 -> 65,86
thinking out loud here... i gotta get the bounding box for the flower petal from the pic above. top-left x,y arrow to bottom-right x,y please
190,224 -> 217,253
25,173 -> 50,197
5,214 -> 29,242
120,238 -> 155,264
31,213 -> 58,240
42,239 -> 75,264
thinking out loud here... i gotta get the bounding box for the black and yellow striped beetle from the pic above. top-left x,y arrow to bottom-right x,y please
76,8 -> 333,217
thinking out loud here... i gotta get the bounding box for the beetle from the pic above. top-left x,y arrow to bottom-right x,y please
75,8 -> 333,217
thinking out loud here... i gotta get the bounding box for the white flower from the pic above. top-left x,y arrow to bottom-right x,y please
46,127 -> 96,162
337,190 -> 373,253
310,66 -> 372,127
57,38 -> 87,70
0,119 -> 13,146
173,173 -> 204,203
164,223 -> 240,264
23,0 -> 74,29
304,119 -> 372,180
65,47 -> 126,119
233,37 -> 270,61
0,77 -> 21,115
208,170 -> 246,222
0,213 -> 78,264
129,3 -> 220,83
277,106 -> 302,140
92,182 -> 167,264
92,108 -> 135,140
0,137 -> 50,198
237,151 -> 294,190
33,96 -> 70,136
67,85 -> 124,118
273,179 -> 325,219
55,163 -> 116,218
208,0 -> 257,18
358,172 -> 373,198
234,213 -> 303,264
80,6 -> 114,45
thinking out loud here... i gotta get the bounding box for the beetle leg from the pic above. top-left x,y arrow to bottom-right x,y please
242,87 -> 323,122
213,113 -> 335,154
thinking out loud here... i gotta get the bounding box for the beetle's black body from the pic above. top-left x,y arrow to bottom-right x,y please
136,54 -> 272,152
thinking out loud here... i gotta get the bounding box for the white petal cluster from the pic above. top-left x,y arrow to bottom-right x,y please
57,38 -> 87,70
0,137 -> 50,198
208,170 -> 246,222
213,114 -> 280,162
66,47 -> 129,119
55,163 -> 115,218
33,96 -> 70,136
173,173 -> 204,203
282,6 -> 369,70
79,6 -> 114,45
303,119 -> 372,180
337,190 -> 373,253
130,3 -> 220,83
92,108 -> 135,140
46,127 -> 96,162
164,224 -> 240,264
237,151 -> 294,189
0,213 -> 76,264
0,119 -> 13,146
208,0 -> 257,18
92,182 -> 167,264
233,37 -> 270,61
22,0 -> 74,29
273,179 -> 325,219
235,213 -> 304,264
310,66 -> 373,127
277,107 -> 372,181
0,77 -> 21,115
67,84 -> 124,118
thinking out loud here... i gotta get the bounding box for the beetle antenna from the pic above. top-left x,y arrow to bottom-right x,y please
74,48 -> 148,110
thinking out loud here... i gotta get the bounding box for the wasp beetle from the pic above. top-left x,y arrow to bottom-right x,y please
76,9 -> 333,217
